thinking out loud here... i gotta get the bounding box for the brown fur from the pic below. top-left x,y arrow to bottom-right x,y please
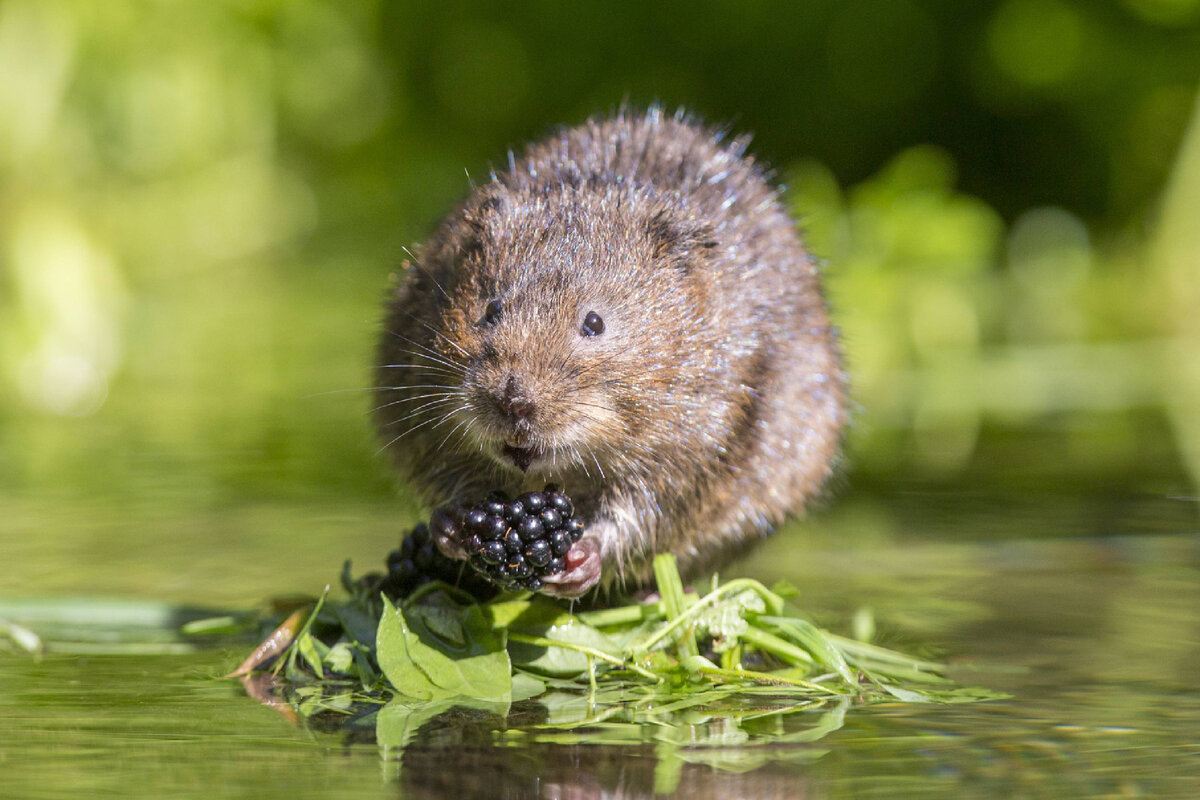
374,108 -> 846,591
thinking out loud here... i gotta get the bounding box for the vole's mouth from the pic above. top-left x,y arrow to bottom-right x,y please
500,442 -> 544,473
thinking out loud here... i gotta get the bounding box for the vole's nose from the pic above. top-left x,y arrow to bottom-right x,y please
500,374 -> 536,421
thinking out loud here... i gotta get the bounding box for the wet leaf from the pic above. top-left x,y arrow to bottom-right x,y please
296,632 -> 325,678
378,597 -> 451,700
508,614 -> 618,677
377,595 -> 511,700
510,672 -> 546,702
762,616 -> 857,685
324,641 -> 355,674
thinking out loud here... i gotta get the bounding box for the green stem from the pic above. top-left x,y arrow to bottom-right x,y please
631,578 -> 785,656
654,555 -> 698,660
821,632 -> 946,672
738,627 -> 816,666
276,585 -> 330,677
697,664 -> 841,693
576,602 -> 663,628
507,632 -> 662,683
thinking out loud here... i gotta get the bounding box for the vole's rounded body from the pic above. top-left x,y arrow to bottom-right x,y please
375,109 -> 845,597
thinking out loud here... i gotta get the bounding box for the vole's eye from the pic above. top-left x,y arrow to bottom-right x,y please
483,299 -> 503,326
580,310 -> 605,337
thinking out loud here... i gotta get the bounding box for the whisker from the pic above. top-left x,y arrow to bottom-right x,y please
432,415 -> 474,454
388,395 -> 463,421
370,392 -> 460,417
386,303 -> 473,361
590,444 -> 607,481
302,387 -> 385,398
375,403 -> 459,429
377,363 -> 464,379
375,404 -> 468,455
403,250 -> 454,304
384,332 -> 468,374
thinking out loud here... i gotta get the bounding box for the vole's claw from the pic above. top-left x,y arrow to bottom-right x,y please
540,536 -> 601,598
429,505 -> 467,560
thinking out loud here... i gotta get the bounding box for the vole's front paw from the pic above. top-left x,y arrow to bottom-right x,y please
429,505 -> 467,561
540,536 -> 601,598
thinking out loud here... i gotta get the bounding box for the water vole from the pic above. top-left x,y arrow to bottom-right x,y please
374,109 -> 846,598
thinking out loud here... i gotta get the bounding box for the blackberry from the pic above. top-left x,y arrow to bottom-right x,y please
455,483 -> 584,592
379,521 -> 497,601
375,484 -> 584,598
506,554 -> 532,579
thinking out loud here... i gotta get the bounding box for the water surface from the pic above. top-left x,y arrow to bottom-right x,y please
2,488 -> 1197,798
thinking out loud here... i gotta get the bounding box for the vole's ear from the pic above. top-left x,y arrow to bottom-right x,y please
645,208 -> 718,273
449,188 -> 509,271
463,188 -> 508,233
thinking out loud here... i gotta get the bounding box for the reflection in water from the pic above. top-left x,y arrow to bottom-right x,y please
399,743 -> 818,800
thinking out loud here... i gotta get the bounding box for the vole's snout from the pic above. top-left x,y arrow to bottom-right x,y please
498,374 -> 536,424
484,373 -> 549,473
479,373 -> 547,473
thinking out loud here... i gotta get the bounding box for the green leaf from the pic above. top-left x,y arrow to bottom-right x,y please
876,681 -> 1010,704
332,602 -> 379,651
408,601 -> 467,649
484,597 -> 537,629
179,615 -> 247,635
324,641 -> 355,674
878,682 -> 933,703
376,699 -> 456,754
770,698 -> 849,743
510,672 -> 547,702
761,616 -> 857,685
377,595 -> 511,700
296,632 -> 325,678
694,588 -> 764,652
507,613 -> 619,678
679,654 -> 720,672
769,579 -> 800,599
377,596 -> 453,700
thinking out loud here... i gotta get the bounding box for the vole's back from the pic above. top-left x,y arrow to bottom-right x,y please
376,110 -> 845,592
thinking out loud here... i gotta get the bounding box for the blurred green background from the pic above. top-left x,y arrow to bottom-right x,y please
1,0 -> 1198,604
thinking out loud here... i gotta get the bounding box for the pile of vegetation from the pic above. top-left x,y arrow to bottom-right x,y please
205,551 -> 1002,744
